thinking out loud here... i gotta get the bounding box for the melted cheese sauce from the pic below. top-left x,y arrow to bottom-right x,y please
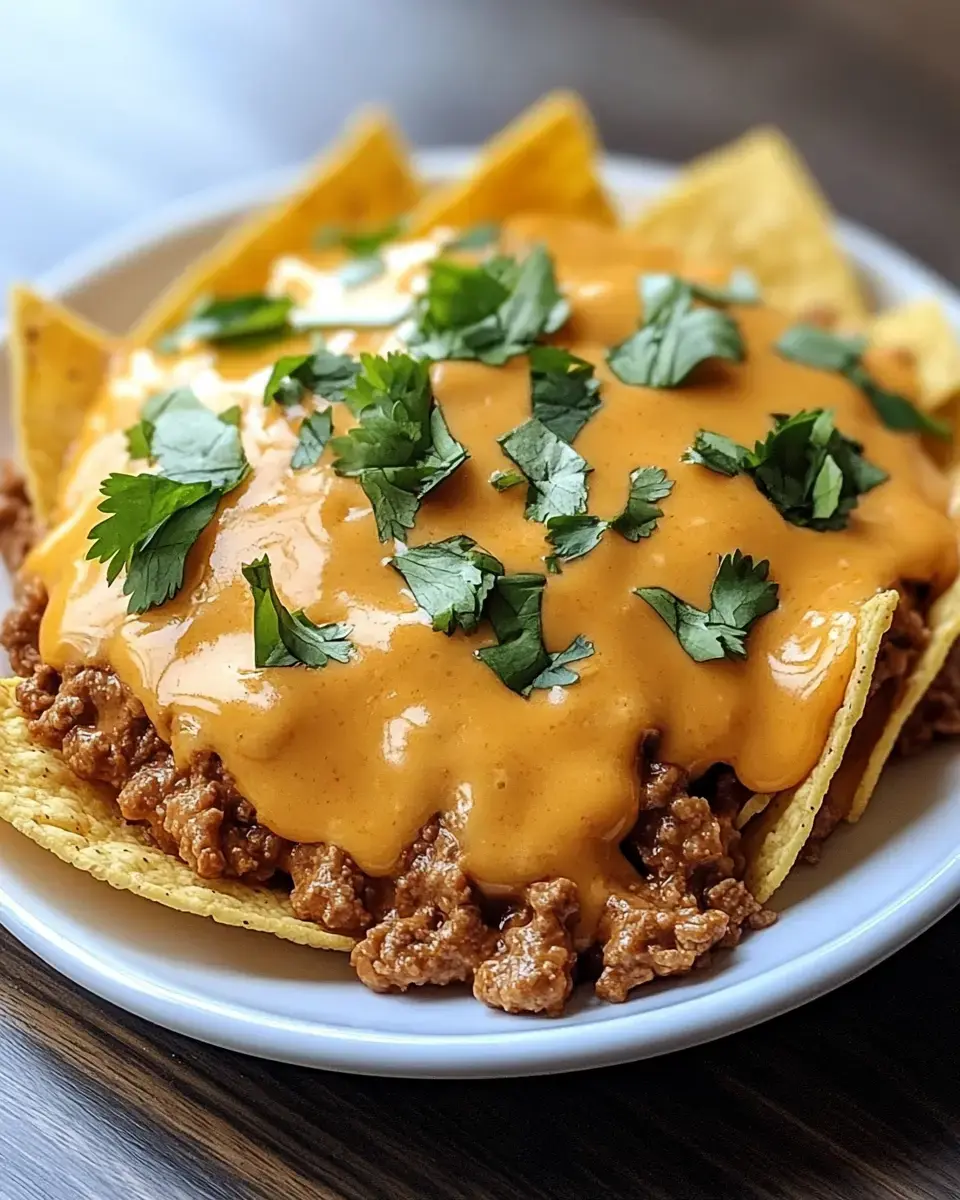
25,216 -> 959,932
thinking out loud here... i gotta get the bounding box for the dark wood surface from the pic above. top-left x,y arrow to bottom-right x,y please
4,3 -> 960,1198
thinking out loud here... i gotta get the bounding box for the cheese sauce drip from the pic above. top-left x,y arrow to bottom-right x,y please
27,216 -> 959,933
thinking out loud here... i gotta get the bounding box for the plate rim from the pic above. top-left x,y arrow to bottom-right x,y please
2,146 -> 959,1078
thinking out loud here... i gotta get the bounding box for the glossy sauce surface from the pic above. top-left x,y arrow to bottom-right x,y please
26,216 -> 959,931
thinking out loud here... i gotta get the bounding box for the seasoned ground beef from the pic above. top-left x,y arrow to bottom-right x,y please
287,842 -> 372,935
898,640 -> 960,755
0,463 -> 37,572
1,574 -> 46,677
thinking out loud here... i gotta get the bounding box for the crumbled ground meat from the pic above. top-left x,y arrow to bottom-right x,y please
0,582 -> 780,1012
596,754 -> 774,1004
473,879 -> 579,1016
0,462 -> 38,572
351,818 -> 497,993
1,574 -> 46,677
898,640 -> 960,755
287,842 -> 372,934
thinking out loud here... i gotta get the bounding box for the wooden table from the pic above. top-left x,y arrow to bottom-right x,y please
3,2 -> 960,1197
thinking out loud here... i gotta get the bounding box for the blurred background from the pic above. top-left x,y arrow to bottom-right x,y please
1,0 -> 958,293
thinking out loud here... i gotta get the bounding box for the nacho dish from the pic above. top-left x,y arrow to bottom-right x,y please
4,93 -> 960,1017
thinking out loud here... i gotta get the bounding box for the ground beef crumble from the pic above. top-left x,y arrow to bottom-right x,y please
8,562 -> 956,1014
0,463 -> 38,573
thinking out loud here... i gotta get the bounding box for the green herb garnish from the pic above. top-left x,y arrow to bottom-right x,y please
529,345 -> 602,443
444,222 -> 501,252
682,409 -> 888,530
330,352 -> 467,541
391,535 -> 504,634
497,418 -> 591,523
263,347 -> 361,407
291,410 -> 334,469
158,294 -> 295,354
489,469 -> 525,491
607,273 -> 745,387
93,389 -> 250,612
405,245 -> 569,365
635,550 -> 779,663
689,269 -> 761,307
776,323 -> 949,438
475,573 -> 593,695
544,466 -> 673,570
242,554 -> 353,668
314,219 -> 404,258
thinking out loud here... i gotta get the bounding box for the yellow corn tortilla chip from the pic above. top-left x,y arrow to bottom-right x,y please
0,678 -> 352,951
406,91 -> 616,235
870,299 -> 960,412
132,109 -> 421,344
631,127 -> 867,324
743,589 -> 898,903
734,792 -> 772,831
9,285 -> 114,526
847,573 -> 960,822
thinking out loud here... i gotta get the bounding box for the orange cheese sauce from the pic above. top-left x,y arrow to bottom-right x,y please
25,216 -> 959,933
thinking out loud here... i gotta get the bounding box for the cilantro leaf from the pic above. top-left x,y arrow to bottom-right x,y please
497,418 -> 591,523
607,274 -> 745,388
490,469 -> 525,491
636,550 -> 779,662
264,348 -> 361,408
405,245 -> 569,365
529,345 -> 602,443
314,219 -> 404,258
91,391 -> 251,612
242,554 -> 353,668
610,466 -> 674,541
683,409 -> 887,531
158,294 -> 295,354
391,535 -> 504,634
123,490 -> 221,613
543,465 -> 674,570
444,222 -> 501,252
331,352 -> 467,541
531,634 -> 595,689
776,323 -> 949,438
475,573 -> 593,695
291,410 -> 333,469
544,515 -> 607,572
681,430 -> 753,477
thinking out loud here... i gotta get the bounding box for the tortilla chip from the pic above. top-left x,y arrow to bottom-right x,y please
9,286 -> 114,525
735,792 -> 772,831
743,589 -> 898,902
870,299 -> 960,412
131,109 -> 421,344
847,574 -> 960,822
631,127 -> 867,324
0,678 -> 351,951
406,91 -> 616,235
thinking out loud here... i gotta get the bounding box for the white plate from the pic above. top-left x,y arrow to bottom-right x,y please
1,150 -> 959,1078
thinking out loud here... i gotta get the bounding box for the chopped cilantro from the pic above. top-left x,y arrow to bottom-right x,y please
682,409 -> 888,530
291,410 -> 333,469
331,352 -> 467,541
497,418 -> 591,523
263,347 -> 361,407
776,323 -> 949,438
610,466 -> 674,542
242,554 -> 353,668
544,465 -> 673,570
158,294 -> 295,354
607,273 -> 745,387
391,535 -> 504,634
475,573 -> 593,695
405,244 -> 569,365
444,222 -> 501,252
489,469 -> 525,491
529,345 -> 602,443
635,550 -> 779,662
91,390 -> 250,612
314,219 -> 404,258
